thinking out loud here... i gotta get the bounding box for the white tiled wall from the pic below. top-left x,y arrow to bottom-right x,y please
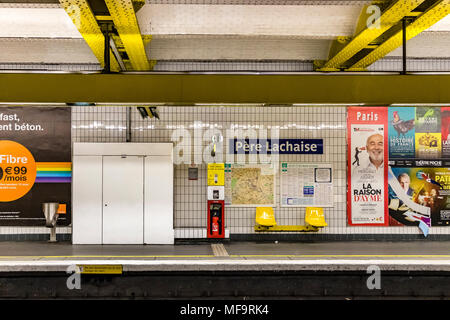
130,106 -> 347,236
71,105 -> 450,238
4,105 -> 450,238
0,227 -> 71,235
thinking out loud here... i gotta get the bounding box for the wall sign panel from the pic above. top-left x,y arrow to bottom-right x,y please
229,139 -> 323,155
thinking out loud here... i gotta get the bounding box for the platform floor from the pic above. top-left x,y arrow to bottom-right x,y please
0,241 -> 450,286
0,241 -> 449,273
0,241 -> 450,260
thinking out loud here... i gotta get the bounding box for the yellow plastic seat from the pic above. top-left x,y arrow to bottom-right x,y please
305,207 -> 327,227
256,207 -> 277,227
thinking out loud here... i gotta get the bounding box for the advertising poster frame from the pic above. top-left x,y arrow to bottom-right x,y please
388,106 -> 415,159
347,107 -> 389,226
0,106 -> 71,226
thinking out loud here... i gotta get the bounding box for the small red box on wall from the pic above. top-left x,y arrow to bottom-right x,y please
207,200 -> 224,238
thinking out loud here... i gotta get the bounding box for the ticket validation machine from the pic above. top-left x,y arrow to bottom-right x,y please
207,163 -> 225,239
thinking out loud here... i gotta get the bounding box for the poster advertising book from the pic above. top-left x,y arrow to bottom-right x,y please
347,107 -> 388,226
442,107 -> 450,157
388,107 -> 415,158
0,107 -> 71,226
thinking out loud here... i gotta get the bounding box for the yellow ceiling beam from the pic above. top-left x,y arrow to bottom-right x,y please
58,0 -> 120,72
349,0 -> 450,70
104,0 -> 151,71
1,73 -> 450,104
132,0 -> 146,12
317,0 -> 425,71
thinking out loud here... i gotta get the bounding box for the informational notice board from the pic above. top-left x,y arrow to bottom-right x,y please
280,162 -> 333,207
224,163 -> 276,207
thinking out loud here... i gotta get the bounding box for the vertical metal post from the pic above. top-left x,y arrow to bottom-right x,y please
126,107 -> 132,142
100,23 -> 112,74
49,227 -> 57,243
104,30 -> 111,73
402,18 -> 407,75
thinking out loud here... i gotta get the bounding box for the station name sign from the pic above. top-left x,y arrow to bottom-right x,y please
229,139 -> 323,154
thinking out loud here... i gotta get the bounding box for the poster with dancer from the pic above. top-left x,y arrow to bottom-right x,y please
347,107 -> 388,226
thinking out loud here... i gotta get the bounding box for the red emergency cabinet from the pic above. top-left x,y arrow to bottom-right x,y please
207,200 -> 224,238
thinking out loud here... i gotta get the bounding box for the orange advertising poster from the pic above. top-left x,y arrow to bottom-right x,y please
0,140 -> 37,202
0,106 -> 71,226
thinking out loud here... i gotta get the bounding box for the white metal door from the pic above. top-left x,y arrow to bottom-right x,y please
72,156 -> 103,244
102,156 -> 144,244
144,156 -> 174,244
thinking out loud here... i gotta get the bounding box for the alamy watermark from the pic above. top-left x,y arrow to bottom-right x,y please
366,5 -> 381,30
66,265 -> 82,290
366,265 -> 381,290
171,122 -> 280,167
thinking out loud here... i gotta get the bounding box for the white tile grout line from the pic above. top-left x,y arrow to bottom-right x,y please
211,243 -> 229,257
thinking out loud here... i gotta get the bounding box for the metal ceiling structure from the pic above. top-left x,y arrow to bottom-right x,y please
349,0 -> 450,70
58,0 -> 121,71
103,0 -> 150,70
58,0 -> 151,71
316,0 -> 450,71
1,1 -> 448,69
0,0 -> 449,106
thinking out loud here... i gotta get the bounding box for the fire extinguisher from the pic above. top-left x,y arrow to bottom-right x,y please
212,216 -> 219,236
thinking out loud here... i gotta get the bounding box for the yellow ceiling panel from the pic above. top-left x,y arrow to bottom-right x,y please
104,0 -> 150,71
349,0 -> 450,70
59,0 -> 120,72
318,0 -> 425,71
